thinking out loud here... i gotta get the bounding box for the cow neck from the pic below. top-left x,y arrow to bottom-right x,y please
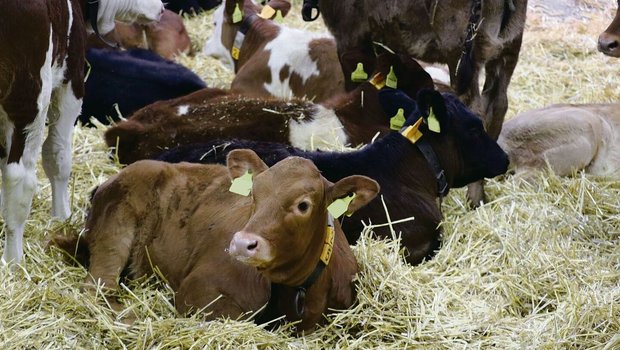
259,214 -> 336,322
231,14 -> 260,71
85,0 -> 120,48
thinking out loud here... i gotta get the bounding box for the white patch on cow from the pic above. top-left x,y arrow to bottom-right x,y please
177,105 -> 189,116
424,66 -> 451,87
288,105 -> 348,150
263,28 -> 330,99
203,5 -> 235,70
94,0 -> 164,35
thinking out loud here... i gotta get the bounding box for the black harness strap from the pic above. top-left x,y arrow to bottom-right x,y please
301,0 -> 320,21
415,139 -> 449,199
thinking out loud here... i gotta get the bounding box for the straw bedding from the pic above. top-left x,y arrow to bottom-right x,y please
1,1 -> 619,348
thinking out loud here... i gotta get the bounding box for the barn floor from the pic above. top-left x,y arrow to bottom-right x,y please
0,0 -> 618,349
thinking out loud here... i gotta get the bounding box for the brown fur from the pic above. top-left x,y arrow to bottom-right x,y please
598,0 -> 620,57
104,52 -> 435,164
52,150 -> 379,332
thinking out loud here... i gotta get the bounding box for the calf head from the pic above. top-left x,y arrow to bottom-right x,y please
226,150 -> 379,286
203,0 -> 291,69
598,0 -> 620,57
415,90 -> 509,187
93,0 -> 165,35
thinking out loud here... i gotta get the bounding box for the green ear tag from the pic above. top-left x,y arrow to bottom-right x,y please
350,63 -> 368,82
386,66 -> 398,88
390,108 -> 406,131
229,170 -> 252,196
232,3 -> 243,23
274,9 -> 284,23
327,193 -> 356,218
427,107 -> 441,133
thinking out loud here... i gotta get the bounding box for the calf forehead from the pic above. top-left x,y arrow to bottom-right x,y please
254,157 -> 323,197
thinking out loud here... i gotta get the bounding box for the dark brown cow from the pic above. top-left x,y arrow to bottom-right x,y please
598,0 -> 620,57
0,0 -> 163,264
105,51 -> 435,164
308,0 -> 527,205
52,149 -> 379,332
203,0 -> 345,102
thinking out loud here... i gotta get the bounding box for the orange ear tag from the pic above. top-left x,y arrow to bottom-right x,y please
369,73 -> 386,90
258,5 -> 276,19
401,117 -> 424,144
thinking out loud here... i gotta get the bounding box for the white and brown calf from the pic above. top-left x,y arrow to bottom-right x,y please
499,103 -> 620,177
203,0 -> 344,102
0,0 -> 163,265
52,150 -> 379,332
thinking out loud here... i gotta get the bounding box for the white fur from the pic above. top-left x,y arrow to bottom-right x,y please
203,6 -> 235,70
288,105 -> 348,150
263,28 -> 328,99
177,105 -> 189,116
424,66 -> 451,87
92,0 -> 164,35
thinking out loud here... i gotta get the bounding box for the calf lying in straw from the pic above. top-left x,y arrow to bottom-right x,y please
52,149 -> 379,332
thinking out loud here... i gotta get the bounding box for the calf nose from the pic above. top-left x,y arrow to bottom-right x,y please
228,231 -> 269,262
598,33 -> 620,57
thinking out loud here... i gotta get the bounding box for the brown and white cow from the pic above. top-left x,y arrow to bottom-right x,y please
498,103 -> 620,177
104,51 -> 436,164
203,0 -> 344,102
89,9 -> 192,59
598,0 -> 620,57
306,0 -> 527,205
0,0 -> 163,264
51,149 -> 379,332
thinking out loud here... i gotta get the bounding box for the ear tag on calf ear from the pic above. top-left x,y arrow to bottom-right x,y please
327,193 -> 356,219
369,73 -> 385,90
426,107 -> 441,133
258,5 -> 276,19
401,117 -> 424,144
390,108 -> 406,131
386,66 -> 398,89
274,9 -> 284,23
229,170 -> 253,196
351,63 -> 368,82
232,3 -> 243,23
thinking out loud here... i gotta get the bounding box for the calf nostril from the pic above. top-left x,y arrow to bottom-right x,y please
246,240 -> 258,251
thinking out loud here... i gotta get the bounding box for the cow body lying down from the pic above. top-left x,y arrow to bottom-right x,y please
157,89 -> 510,265
498,103 -> 620,177
104,51 -> 436,164
52,149 -> 379,332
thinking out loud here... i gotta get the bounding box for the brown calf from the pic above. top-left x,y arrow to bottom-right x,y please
498,103 -> 620,177
598,0 -> 620,57
203,0 -> 344,102
105,51 -> 435,164
0,0 -> 163,264
52,149 -> 379,332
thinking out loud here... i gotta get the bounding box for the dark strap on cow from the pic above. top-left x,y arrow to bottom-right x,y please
454,0 -> 482,94
301,0 -> 320,21
415,139 -> 448,199
87,0 -> 120,48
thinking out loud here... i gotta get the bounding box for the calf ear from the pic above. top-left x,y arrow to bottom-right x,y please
328,176 -> 380,215
417,89 -> 448,131
227,149 -> 269,179
263,0 -> 292,17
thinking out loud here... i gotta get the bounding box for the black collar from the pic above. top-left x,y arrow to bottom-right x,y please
415,139 -> 449,198
86,0 -> 120,48
302,0 -> 320,21
240,13 -> 260,35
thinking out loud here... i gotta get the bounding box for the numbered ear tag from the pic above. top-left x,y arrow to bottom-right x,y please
401,117 -> 424,144
390,108 -> 406,131
426,107 -> 441,133
319,225 -> 335,265
229,170 -> 252,196
386,66 -> 398,89
369,73 -> 386,90
232,3 -> 243,23
274,9 -> 284,23
258,5 -> 276,19
351,63 -> 368,82
327,193 -> 356,218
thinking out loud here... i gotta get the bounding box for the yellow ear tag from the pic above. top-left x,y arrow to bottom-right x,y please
369,73 -> 386,90
401,117 -> 424,144
274,9 -> 284,23
386,66 -> 398,89
390,108 -> 406,131
229,170 -> 252,196
319,225 -> 335,265
232,3 -> 243,23
327,193 -> 356,218
258,5 -> 276,19
427,107 -> 441,133
350,63 -> 368,82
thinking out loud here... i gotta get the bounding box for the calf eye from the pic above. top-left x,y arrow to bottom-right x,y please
297,201 -> 309,213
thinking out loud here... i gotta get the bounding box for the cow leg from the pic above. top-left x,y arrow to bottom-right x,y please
42,83 -> 82,219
